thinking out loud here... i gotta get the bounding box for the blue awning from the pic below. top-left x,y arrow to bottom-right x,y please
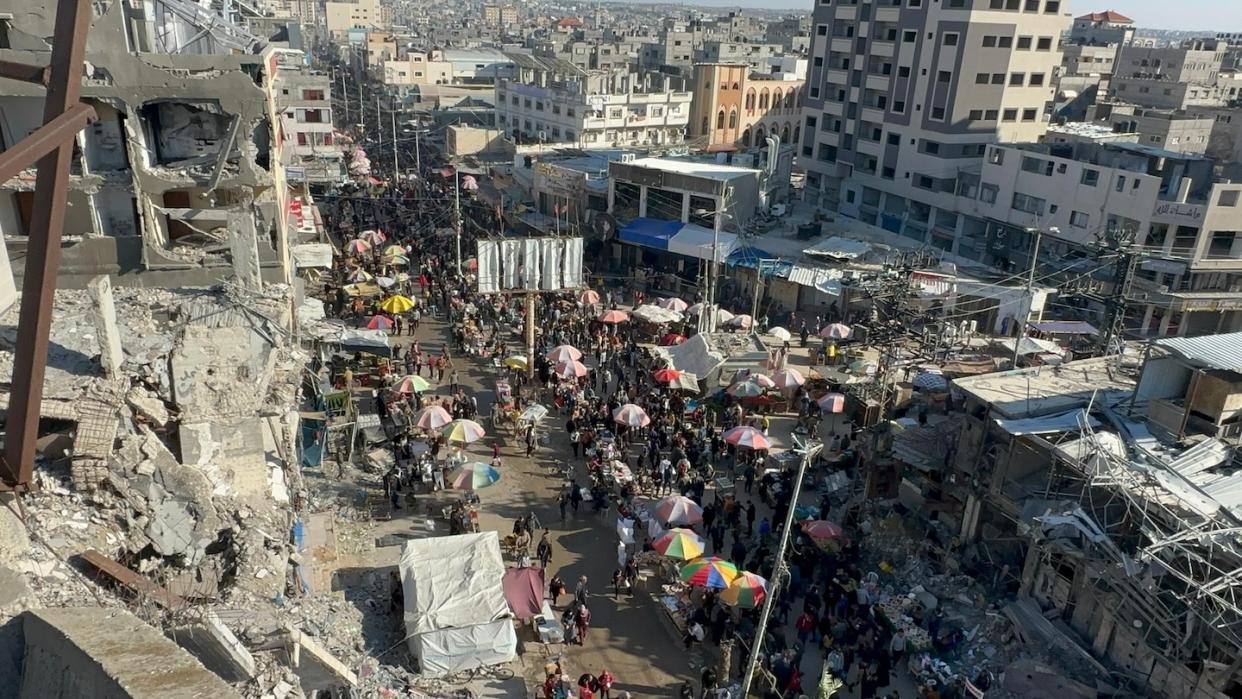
618,218 -> 683,251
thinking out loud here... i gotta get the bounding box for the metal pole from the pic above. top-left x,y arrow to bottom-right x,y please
1010,228 -> 1042,370
738,441 -> 822,698
455,168 -> 463,275
526,292 -> 536,380
414,126 -> 421,175
375,94 -> 381,142
338,68 -> 349,123
390,107 -> 399,180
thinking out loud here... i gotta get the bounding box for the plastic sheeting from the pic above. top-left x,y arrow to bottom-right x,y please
563,237 -> 584,288
522,238 -> 541,290
400,532 -> 516,676
654,334 -> 725,381
502,568 -> 545,620
665,223 -> 738,263
477,239 -> 501,294
540,238 -> 562,291
501,239 -> 522,289
292,243 -> 334,269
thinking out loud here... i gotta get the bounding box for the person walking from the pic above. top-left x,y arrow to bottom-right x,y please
537,530 -> 553,569
597,669 -> 615,699
575,604 -> 592,646
574,575 -> 589,605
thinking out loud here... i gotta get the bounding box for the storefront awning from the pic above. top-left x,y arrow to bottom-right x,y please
618,217 -> 682,251
618,218 -> 738,263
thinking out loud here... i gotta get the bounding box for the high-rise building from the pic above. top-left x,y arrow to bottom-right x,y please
800,0 -> 1069,214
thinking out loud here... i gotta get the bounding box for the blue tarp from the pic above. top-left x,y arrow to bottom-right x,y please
618,218 -> 683,251
727,247 -> 792,277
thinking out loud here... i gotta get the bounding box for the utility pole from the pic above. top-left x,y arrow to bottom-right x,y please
749,258 -> 773,330
414,126 -> 421,175
375,94 -> 381,141
1100,227 -> 1140,355
337,68 -> 349,123
738,440 -> 823,698
454,168 -> 463,275
526,292 -> 537,380
1010,227 -> 1044,370
390,107 -> 399,180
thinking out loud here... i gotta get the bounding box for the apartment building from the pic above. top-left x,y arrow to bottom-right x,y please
495,53 -> 691,147
1088,103 -> 1215,154
483,4 -> 518,27
688,63 -> 805,150
274,66 -> 344,184
801,0 -> 1069,215
324,0 -> 391,40
696,41 -> 784,68
1112,39 -> 1230,109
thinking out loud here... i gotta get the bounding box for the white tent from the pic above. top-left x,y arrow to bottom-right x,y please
654,333 -> 725,383
400,532 -> 517,677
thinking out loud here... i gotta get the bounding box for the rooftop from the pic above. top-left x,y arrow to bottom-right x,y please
952,357 -> 1136,419
624,157 -> 758,181
1075,10 -> 1134,23
1154,331 -> 1242,373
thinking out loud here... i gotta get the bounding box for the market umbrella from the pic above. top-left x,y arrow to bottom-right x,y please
443,419 -> 486,444
376,276 -> 396,288
578,289 -> 601,305
546,344 -> 583,363
597,309 -> 630,324
912,371 -> 949,392
679,557 -> 739,590
450,462 -> 501,490
504,355 -> 529,370
654,494 -> 704,525
652,528 -> 705,561
395,375 -> 431,394
727,314 -> 754,329
716,309 -> 736,323
346,239 -> 372,254
668,372 -> 699,392
801,520 -> 847,541
652,368 -> 683,383
613,403 -> 651,428
461,175 -> 479,191
379,295 -> 415,314
658,333 -> 687,346
386,254 -> 410,266
366,315 -> 394,331
465,258 -> 479,271
720,571 -> 768,609
820,323 -> 852,340
722,425 -> 771,450
658,297 -> 689,312
554,359 -> 589,379
359,229 -> 386,245
383,244 -> 406,257
768,326 -> 792,342
747,373 -> 777,389
817,392 -> 846,413
413,405 -> 453,430
347,268 -> 373,283
727,380 -> 767,398
772,368 -> 806,389
848,359 -> 878,375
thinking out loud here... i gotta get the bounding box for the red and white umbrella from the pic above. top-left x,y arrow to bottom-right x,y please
820,323 -> 852,340
366,315 -> 393,331
747,373 -> 777,389
359,229 -> 386,245
727,380 -> 767,398
772,368 -> 806,389
597,309 -> 630,324
817,392 -> 846,413
654,495 -> 704,526
554,359 -> 589,379
613,403 -> 651,427
578,289 -> 601,305
348,268 -> 374,283
346,239 -> 372,254
722,426 -> 771,450
659,297 -> 689,312
413,405 -> 453,430
546,344 -> 583,363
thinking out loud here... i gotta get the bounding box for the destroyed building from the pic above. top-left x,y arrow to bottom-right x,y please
876,344 -> 1242,698
0,0 -> 316,289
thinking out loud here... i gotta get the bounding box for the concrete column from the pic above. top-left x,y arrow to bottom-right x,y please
1017,539 -> 1041,597
681,191 -> 692,223
229,212 -> 263,290
1140,304 -> 1155,336
638,185 -> 648,218
86,275 -> 123,378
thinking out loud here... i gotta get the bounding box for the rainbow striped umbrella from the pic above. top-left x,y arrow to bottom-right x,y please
395,375 -> 431,394
652,528 -> 705,561
546,344 -> 583,363
679,557 -> 739,589
450,462 -> 501,490
721,571 -> 768,609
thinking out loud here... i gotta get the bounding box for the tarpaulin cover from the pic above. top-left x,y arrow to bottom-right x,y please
563,237 -> 585,288
476,239 -> 501,294
1029,320 -> 1098,335
522,238 -> 541,290
618,218 -> 682,251
666,223 -> 738,263
540,238 -> 562,291
400,532 -> 516,676
654,334 -> 725,381
292,243 -> 334,269
501,567 -> 545,620
501,239 -> 522,289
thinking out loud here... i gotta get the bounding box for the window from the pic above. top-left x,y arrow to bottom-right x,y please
931,106 -> 945,120
716,110 -> 725,129
985,109 -> 998,120
1037,36 -> 1053,50
1012,192 -> 1046,215
898,66 -> 911,78
1081,169 -> 1099,186
1029,73 -> 1045,87
923,140 -> 941,154
817,24 -> 828,36
296,132 -> 307,146
1022,108 -> 1038,121
1002,108 -> 1018,121
943,33 -> 959,46
991,73 -> 1005,84
1017,36 -> 1032,49
728,110 -> 737,128
1209,231 -> 1239,258
1009,72 -> 1024,86
887,133 -> 900,145
937,71 -> 951,83
980,184 -> 999,203
983,36 -> 997,48
1024,0 -> 1040,10
1021,156 -> 1044,173
1070,211 -> 1090,228
535,101 -> 544,111
969,109 -> 984,119
302,89 -> 325,100
1115,176 -> 1126,192
998,36 -> 1013,48
903,30 -> 916,43
1220,190 -> 1240,207
916,175 -> 935,189
567,108 -> 576,117
883,166 -> 896,178
893,100 -> 906,113
988,148 -> 1004,165
976,73 -> 990,84
1045,0 -> 1059,11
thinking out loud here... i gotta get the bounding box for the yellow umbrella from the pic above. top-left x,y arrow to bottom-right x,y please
504,355 -> 528,370
379,295 -> 415,313
383,244 -> 406,257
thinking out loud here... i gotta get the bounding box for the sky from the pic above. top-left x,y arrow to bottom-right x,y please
608,0 -> 1241,32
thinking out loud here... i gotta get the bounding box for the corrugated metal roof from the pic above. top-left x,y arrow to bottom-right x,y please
1155,332 -> 1242,373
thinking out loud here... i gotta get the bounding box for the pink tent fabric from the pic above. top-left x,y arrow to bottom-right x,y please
502,567 -> 545,620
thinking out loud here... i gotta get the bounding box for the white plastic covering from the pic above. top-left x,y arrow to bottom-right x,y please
655,334 -> 725,380
291,243 -> 334,269
665,223 -> 738,263
477,239 -> 501,294
540,238 -> 562,291
400,532 -> 517,677
501,240 -> 522,289
563,237 -> 584,288
522,238 -> 541,290
633,304 -> 684,324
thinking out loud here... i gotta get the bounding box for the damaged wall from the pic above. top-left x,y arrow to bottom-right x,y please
0,0 -> 293,289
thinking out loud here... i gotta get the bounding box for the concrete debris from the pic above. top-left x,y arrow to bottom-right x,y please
126,385 -> 171,427
285,626 -> 360,692
79,549 -> 186,610
169,612 -> 258,683
87,275 -> 124,378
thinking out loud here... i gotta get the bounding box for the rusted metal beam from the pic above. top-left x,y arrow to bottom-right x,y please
0,59 -> 50,85
0,0 -> 93,491
79,550 -> 186,609
0,102 -> 96,185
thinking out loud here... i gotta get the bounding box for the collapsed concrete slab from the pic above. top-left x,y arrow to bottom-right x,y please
20,607 -> 240,698
168,612 -> 256,683
286,627 -> 359,693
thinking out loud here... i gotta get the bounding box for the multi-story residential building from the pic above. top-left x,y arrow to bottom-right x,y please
1112,39 -> 1230,109
965,140 -> 1242,335
274,64 -> 344,184
688,63 -> 805,150
1070,10 -> 1135,46
1088,103 -> 1216,154
483,4 -> 518,27
801,0 -> 1069,215
382,49 -> 510,87
324,0 -> 391,40
495,54 -> 691,147
765,15 -> 811,54
365,32 -> 399,68
696,41 -> 784,69
639,32 -> 698,75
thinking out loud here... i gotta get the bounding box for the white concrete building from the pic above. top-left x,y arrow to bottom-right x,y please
275,65 -> 343,184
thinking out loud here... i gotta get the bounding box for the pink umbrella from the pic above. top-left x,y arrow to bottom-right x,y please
722,426 -> 771,450
554,359 -> 589,379
598,309 -> 630,324
359,229 -> 386,245
413,405 -> 453,430
578,289 -> 601,305
820,323 -> 852,340
817,392 -> 846,413
546,344 -> 583,362
346,239 -> 371,254
366,315 -> 393,330
747,373 -> 777,389
659,297 -> 689,312
613,403 -> 651,427
654,495 -> 704,526
772,368 -> 806,389
801,520 -> 847,541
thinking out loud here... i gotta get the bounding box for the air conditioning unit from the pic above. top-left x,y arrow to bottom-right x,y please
620,153 -> 636,163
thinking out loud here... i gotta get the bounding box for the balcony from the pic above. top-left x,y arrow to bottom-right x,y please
875,6 -> 900,22
826,69 -> 849,86
865,74 -> 889,91
861,106 -> 886,123
583,117 -> 606,128
831,37 -> 854,54
871,40 -> 895,58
